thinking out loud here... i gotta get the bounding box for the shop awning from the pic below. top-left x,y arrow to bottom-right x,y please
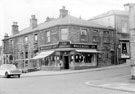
76,49 -> 100,53
32,50 -> 54,60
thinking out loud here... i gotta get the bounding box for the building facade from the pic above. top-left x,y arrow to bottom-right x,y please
88,4 -> 130,64
2,7 -> 115,70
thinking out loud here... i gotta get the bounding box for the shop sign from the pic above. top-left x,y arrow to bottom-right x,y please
40,45 -> 58,50
40,41 -> 97,50
71,44 -> 97,49
58,41 -> 71,48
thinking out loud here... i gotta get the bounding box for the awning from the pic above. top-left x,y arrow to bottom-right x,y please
32,50 -> 54,60
76,49 -> 101,53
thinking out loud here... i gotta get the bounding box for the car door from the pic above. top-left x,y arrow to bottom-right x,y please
0,66 -> 6,76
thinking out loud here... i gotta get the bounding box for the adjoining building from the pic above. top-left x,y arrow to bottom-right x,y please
2,6 -> 115,70
88,4 -> 130,64
0,46 -> 2,65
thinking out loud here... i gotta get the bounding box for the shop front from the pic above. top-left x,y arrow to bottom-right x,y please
32,41 -> 100,70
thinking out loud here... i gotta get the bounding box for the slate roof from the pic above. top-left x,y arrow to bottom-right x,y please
89,10 -> 129,20
7,15 -> 112,39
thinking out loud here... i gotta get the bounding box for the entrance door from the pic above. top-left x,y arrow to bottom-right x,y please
64,56 -> 69,69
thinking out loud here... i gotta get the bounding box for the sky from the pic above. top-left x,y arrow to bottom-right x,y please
0,0 -> 135,46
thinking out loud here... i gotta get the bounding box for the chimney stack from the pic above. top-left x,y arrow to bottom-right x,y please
124,3 -> 130,11
4,33 -> 9,39
59,6 -> 68,18
30,15 -> 37,28
12,22 -> 19,35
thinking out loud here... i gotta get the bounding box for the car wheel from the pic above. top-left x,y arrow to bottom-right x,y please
18,75 -> 20,78
5,72 -> 9,78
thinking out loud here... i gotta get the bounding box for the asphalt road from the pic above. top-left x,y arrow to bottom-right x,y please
0,65 -> 133,94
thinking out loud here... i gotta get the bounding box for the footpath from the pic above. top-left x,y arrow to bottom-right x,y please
22,63 -> 130,77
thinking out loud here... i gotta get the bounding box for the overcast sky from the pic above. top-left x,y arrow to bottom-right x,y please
0,0 -> 135,46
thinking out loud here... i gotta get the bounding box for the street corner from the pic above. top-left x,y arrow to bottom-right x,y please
85,75 -> 135,93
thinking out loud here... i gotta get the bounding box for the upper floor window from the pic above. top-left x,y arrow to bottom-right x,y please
122,22 -> 128,33
104,31 -> 109,35
60,28 -> 68,40
80,29 -> 88,41
81,29 -> 87,35
10,39 -> 13,47
93,30 -> 98,33
92,36 -> 98,42
47,31 -> 50,42
34,34 -> 38,42
25,36 -> 28,43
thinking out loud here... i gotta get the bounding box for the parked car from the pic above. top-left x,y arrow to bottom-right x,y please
0,64 -> 22,78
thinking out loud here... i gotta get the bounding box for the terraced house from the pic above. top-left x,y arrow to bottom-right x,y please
2,6 -> 115,70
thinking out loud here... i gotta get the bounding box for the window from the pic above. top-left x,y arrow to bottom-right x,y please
80,29 -> 87,41
10,40 -> 13,46
122,22 -> 128,33
47,31 -> 51,42
104,31 -> 109,35
81,29 -> 87,35
93,36 -> 98,42
103,37 -> 110,43
34,34 -> 38,42
60,28 -> 68,40
93,30 -> 98,33
25,36 -> 28,43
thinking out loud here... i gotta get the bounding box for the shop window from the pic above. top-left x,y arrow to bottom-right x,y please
60,28 -> 69,40
47,31 -> 51,42
122,43 -> 127,54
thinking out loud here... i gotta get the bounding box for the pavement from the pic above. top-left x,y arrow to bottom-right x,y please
85,75 -> 135,93
22,63 -> 130,77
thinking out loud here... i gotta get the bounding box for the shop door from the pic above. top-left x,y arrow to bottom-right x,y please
64,56 -> 69,69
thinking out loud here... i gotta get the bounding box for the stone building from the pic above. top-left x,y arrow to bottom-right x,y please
88,4 -> 130,64
2,7 -> 114,70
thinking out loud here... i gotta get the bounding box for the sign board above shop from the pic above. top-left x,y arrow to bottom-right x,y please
40,41 -> 97,50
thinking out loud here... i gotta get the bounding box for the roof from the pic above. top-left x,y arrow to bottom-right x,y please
6,15 -> 112,39
89,10 -> 129,20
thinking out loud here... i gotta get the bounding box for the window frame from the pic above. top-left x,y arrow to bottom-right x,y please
60,28 -> 69,41
46,31 -> 51,42
34,34 -> 38,42
24,36 -> 28,43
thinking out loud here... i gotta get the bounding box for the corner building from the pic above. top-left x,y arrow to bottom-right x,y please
3,7 -> 115,70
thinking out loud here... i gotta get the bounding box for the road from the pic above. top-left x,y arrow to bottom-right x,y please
0,65 -> 133,94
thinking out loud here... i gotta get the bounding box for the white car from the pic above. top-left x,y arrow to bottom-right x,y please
0,64 -> 22,78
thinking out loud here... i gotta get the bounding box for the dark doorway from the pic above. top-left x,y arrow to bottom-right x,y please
64,56 -> 69,69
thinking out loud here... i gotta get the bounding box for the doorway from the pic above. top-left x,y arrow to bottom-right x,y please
64,56 -> 69,69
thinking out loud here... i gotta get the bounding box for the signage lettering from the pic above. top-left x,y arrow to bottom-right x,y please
40,41 -> 97,50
